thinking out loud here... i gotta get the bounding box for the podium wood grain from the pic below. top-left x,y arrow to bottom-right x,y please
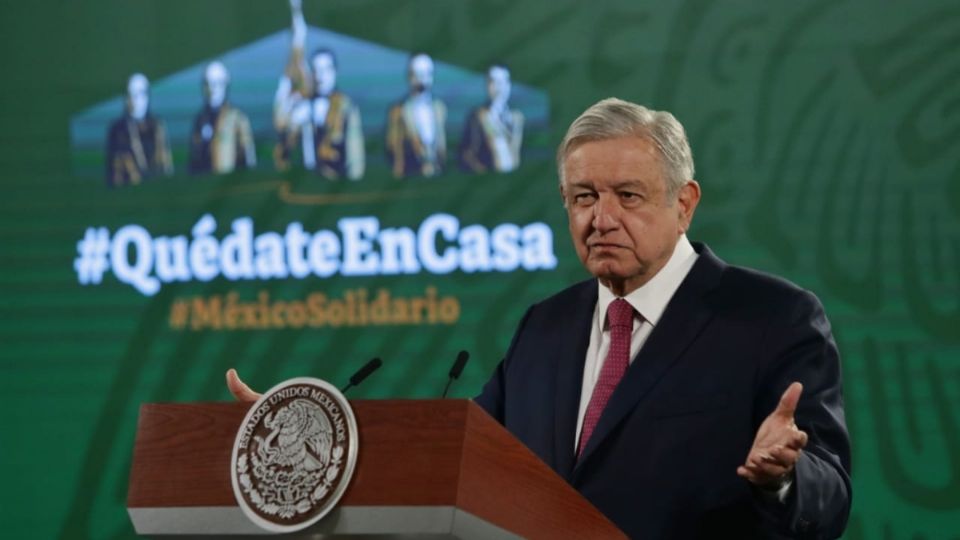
128,399 -> 624,539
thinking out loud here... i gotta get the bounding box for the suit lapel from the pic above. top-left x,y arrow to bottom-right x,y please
552,281 -> 597,480
573,244 -> 725,472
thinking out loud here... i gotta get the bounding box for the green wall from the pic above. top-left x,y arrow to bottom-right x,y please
1,1 -> 958,538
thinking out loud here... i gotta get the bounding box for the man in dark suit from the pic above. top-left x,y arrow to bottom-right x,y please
105,73 -> 173,187
188,61 -> 257,175
385,53 -> 447,179
473,98 -> 851,538
458,64 -> 524,174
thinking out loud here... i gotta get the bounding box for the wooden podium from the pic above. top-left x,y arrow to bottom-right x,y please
128,399 -> 625,539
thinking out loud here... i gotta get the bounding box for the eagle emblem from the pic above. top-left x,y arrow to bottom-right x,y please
231,378 -> 358,532
256,398 -> 333,471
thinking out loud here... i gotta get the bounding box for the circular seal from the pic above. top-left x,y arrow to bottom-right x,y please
230,377 -> 359,533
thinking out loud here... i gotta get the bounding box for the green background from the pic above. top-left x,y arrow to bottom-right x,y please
1,1 -> 959,538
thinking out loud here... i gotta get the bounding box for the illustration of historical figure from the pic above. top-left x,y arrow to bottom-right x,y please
273,0 -> 364,179
105,73 -> 173,186
386,53 -> 447,178
188,61 -> 257,175
459,64 -> 524,173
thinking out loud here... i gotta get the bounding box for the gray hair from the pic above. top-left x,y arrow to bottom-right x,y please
556,98 -> 694,198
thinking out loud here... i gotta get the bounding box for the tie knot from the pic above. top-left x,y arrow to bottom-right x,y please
607,298 -> 634,329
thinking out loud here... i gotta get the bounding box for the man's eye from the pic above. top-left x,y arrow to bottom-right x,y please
620,192 -> 642,203
574,193 -> 596,206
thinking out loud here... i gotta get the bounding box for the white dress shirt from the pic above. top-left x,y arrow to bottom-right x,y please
574,235 -> 698,448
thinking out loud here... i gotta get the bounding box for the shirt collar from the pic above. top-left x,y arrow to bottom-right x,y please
597,235 -> 699,328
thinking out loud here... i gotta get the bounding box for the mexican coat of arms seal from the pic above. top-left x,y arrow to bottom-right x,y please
230,377 -> 359,532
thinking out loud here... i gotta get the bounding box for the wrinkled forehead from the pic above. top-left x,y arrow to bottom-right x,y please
560,136 -> 666,185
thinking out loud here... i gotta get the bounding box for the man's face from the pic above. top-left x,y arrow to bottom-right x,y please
203,62 -> 229,108
312,53 -> 337,96
561,136 -> 700,295
126,74 -> 149,120
487,66 -> 511,105
408,54 -> 434,93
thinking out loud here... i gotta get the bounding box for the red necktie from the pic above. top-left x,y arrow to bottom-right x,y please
578,298 -> 635,458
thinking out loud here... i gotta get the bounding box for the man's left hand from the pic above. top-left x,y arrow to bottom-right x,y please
737,382 -> 809,489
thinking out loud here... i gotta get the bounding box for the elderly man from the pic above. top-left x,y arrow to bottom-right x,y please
474,98 -> 851,538
188,61 -> 257,175
105,73 -> 173,186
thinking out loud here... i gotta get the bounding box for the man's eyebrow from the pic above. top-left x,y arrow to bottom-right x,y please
569,179 -> 647,190
615,181 -> 648,191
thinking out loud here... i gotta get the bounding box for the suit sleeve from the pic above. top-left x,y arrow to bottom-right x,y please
474,305 -> 535,424
754,289 -> 852,539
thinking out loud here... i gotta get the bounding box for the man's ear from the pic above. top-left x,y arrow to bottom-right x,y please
559,182 -> 568,207
677,180 -> 701,233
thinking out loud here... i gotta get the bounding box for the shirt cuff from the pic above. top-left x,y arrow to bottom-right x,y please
757,471 -> 794,504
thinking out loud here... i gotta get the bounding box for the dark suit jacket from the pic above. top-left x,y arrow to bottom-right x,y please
475,243 -> 851,539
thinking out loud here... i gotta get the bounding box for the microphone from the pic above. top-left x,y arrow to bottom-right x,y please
441,350 -> 470,398
341,357 -> 383,394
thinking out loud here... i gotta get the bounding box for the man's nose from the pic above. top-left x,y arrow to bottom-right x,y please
592,195 -> 621,232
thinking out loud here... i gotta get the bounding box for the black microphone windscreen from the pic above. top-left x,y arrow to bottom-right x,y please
449,350 -> 469,379
349,357 -> 383,387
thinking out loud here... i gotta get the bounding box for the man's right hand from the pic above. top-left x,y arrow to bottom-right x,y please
226,368 -> 261,402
